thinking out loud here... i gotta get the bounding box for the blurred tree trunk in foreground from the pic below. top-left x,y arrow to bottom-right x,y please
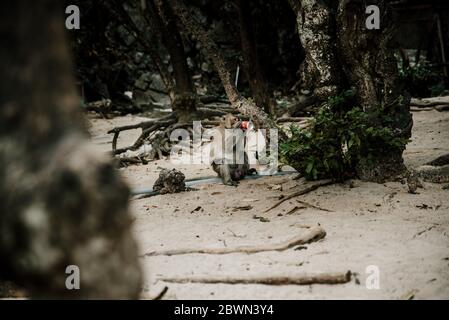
0,1 -> 142,298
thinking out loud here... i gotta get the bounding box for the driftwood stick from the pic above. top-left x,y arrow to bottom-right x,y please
140,226 -> 326,257
276,117 -> 312,123
151,286 -> 169,300
160,271 -> 352,286
410,106 -> 434,112
410,97 -> 449,107
296,200 -> 333,212
264,180 -> 333,213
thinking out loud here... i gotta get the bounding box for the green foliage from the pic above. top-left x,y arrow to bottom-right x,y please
398,61 -> 446,97
280,91 -> 409,181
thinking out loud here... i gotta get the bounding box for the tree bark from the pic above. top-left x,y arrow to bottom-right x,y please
151,0 -> 198,122
0,0 -> 142,298
236,0 -> 277,115
289,0 -> 342,99
289,0 -> 413,182
336,0 -> 412,181
111,0 -> 175,96
168,0 -> 271,127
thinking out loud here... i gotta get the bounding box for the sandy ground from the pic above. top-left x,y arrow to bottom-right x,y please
88,109 -> 449,300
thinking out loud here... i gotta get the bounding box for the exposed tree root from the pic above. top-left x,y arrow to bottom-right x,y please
426,154 -> 449,166
296,200 -> 333,212
276,117 -> 312,124
411,96 -> 449,108
410,97 -> 449,112
108,103 -> 245,159
116,156 -> 149,167
151,286 -> 169,300
264,180 -> 334,213
414,165 -> 449,183
405,154 -> 449,184
159,271 -> 352,286
108,113 -> 177,154
140,225 -> 326,257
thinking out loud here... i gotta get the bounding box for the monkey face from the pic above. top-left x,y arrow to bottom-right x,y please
232,167 -> 245,181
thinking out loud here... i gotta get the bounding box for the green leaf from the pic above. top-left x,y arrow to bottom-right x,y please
306,162 -> 314,174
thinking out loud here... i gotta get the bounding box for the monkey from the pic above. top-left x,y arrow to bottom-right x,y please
210,114 -> 255,186
212,152 -> 251,186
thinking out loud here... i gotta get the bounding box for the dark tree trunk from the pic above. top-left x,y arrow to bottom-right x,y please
236,0 -> 277,115
168,0 -> 272,127
151,0 -> 197,122
0,0 -> 141,298
289,0 -> 413,182
111,0 -> 175,96
336,0 -> 412,181
289,0 -> 342,99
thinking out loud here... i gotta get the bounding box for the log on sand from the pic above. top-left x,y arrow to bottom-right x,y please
140,226 -> 326,257
159,271 -> 352,286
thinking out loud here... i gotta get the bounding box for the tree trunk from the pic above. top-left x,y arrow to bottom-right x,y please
0,1 -> 141,298
289,0 -> 342,99
236,0 -> 277,115
111,0 -> 175,96
151,0 -> 198,122
168,0 -> 271,127
336,0 -> 412,181
289,0 -> 412,182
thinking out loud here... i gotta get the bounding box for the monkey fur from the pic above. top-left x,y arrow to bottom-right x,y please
211,114 -> 255,186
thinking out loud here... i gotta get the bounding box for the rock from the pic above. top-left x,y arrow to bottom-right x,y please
201,62 -> 211,73
435,105 -> 449,112
134,52 -> 144,64
134,72 -> 152,91
149,73 -> 167,92
133,90 -> 153,110
117,25 -> 135,46
134,79 -> 148,91
415,165 -> 449,183
407,170 -> 422,194
187,57 -> 195,68
153,169 -> 186,194
426,154 -> 449,166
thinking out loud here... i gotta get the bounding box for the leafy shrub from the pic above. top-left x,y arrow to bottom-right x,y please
398,61 -> 445,97
280,91 -> 409,181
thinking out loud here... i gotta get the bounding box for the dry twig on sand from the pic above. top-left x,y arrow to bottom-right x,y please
264,180 -> 334,213
159,271 -> 352,286
140,226 -> 326,257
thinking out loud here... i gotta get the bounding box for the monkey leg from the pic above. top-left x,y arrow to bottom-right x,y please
219,165 -> 239,186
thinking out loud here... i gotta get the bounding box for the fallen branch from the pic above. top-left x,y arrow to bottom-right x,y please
410,106 -> 433,112
151,286 -> 169,300
108,113 -> 177,154
285,206 -> 306,215
159,271 -> 351,286
426,154 -> 449,166
413,225 -> 438,239
83,99 -> 112,112
117,156 -> 148,167
140,225 -> 326,257
107,105 -> 244,156
264,180 -> 334,213
296,200 -> 333,212
276,117 -> 312,124
411,96 -> 449,107
435,105 -> 449,112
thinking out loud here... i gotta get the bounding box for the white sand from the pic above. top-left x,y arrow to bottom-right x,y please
88,109 -> 449,300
